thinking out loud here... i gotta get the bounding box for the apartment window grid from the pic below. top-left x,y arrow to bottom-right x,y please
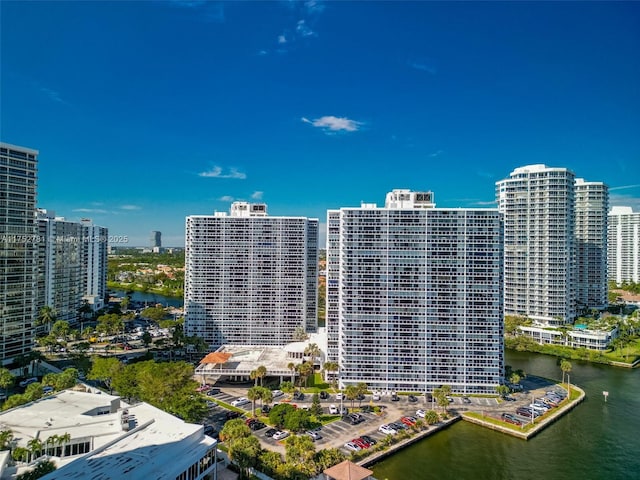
335,206 -> 503,394
185,214 -> 317,349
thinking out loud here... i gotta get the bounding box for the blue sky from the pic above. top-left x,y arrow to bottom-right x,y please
2,1 -> 639,247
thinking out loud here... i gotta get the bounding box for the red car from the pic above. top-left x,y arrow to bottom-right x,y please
401,416 -> 417,426
352,438 -> 369,449
195,384 -> 211,392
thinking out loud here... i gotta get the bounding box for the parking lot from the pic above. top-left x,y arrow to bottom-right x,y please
200,387 -> 503,455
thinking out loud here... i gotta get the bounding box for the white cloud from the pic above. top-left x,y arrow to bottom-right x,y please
472,200 -> 497,206
198,166 -> 247,179
251,191 -> 264,200
72,208 -> 108,214
219,195 -> 235,202
278,34 -> 287,44
429,150 -> 443,158
301,115 -> 363,133
296,20 -> 315,37
120,205 -> 141,211
609,184 -> 640,191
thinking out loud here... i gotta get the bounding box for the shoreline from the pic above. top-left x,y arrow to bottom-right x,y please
359,416 -> 461,468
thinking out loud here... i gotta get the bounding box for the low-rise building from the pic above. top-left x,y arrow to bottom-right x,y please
0,389 -> 217,480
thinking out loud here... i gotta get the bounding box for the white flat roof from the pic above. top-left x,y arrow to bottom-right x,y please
0,389 -> 215,480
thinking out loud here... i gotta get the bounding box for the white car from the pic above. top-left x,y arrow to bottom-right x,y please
272,430 -> 289,440
306,430 -> 322,441
272,390 -> 284,397
335,393 -> 344,400
372,392 -> 381,401
378,424 -> 397,435
329,404 -> 338,414
344,441 -> 361,452
416,409 -> 426,418
231,397 -> 250,407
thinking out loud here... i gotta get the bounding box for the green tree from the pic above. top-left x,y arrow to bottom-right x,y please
269,403 -> 296,428
247,386 -> 261,417
560,359 -> 572,394
433,385 -> 452,414
314,448 -> 346,472
425,409 -> 440,425
12,446 -> 29,463
228,436 -> 261,478
304,343 -> 320,365
0,368 -> 14,397
141,306 -> 167,322
220,418 -> 252,443
279,381 -> 294,394
287,362 -> 296,383
256,365 -> 267,386
249,369 -> 258,386
88,357 -> 122,394
141,331 -> 153,347
356,382 -> 368,406
0,429 -> 13,450
509,372 -> 522,389
496,384 -> 510,397
27,438 -> 43,461
285,434 -> 316,465
16,459 -> 56,480
283,408 -> 312,432
96,313 -> 124,336
344,384 -> 359,409
258,386 -> 273,409
310,392 -> 322,416
38,306 -> 57,334
296,361 -> 313,387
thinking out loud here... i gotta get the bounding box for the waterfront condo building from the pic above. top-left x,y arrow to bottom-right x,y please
327,190 -> 504,394
574,179 -> 609,309
184,202 -> 318,350
0,142 -> 38,365
608,206 -> 640,284
36,211 -> 109,325
497,165 -> 609,325
497,165 -> 577,325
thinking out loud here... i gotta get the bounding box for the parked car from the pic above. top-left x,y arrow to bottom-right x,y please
329,404 -> 338,415
264,428 -> 278,437
335,393 -> 344,400
225,411 -> 240,420
352,438 -> 369,449
293,391 -> 305,400
345,413 -> 364,425
261,405 -> 271,414
391,421 -> 408,431
272,430 -> 289,440
19,378 -> 37,388
231,397 -> 250,407
501,413 -> 522,426
344,441 -> 361,452
206,388 -> 221,396
195,384 -> 211,393
462,397 -> 472,404
416,409 -> 426,418
360,435 -> 377,446
307,430 -> 322,441
391,394 -> 400,402
378,424 -> 397,435
271,390 -> 284,397
401,416 -> 417,426
250,421 -> 266,431
245,418 -> 258,426
408,395 -> 418,403
319,391 -> 329,400
372,392 -> 381,401
42,386 -> 54,395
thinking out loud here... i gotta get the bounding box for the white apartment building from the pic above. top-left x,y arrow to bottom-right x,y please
0,142 -> 38,365
608,206 -> 640,284
327,190 -> 503,394
184,202 -> 318,350
497,165 -> 577,326
0,390 -> 217,480
575,179 -> 608,309
36,211 -> 109,325
81,220 -> 108,311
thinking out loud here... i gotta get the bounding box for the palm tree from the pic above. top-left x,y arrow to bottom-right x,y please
323,361 -> 339,384
27,438 -> 43,462
249,369 -> 258,386
560,359 -> 572,394
344,384 -> 359,409
425,410 -> 440,425
296,362 -> 313,387
304,343 -> 320,367
247,387 -> 261,417
0,368 -> 14,397
38,306 -> 57,334
356,382 -> 368,406
0,429 -> 13,450
259,387 -> 273,410
45,435 -> 58,456
256,365 -> 267,387
287,362 -> 296,384
57,432 -> 71,457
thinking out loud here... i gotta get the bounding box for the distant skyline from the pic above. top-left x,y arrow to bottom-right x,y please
2,1 -> 639,247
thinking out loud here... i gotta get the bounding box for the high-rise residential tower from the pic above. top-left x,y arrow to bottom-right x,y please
81,219 -> 108,311
150,231 -> 161,248
327,190 -> 503,394
184,202 -> 318,350
0,142 -> 38,364
497,165 -> 577,326
574,179 -> 609,309
608,206 -> 640,284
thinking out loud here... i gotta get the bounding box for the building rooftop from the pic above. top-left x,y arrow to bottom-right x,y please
195,344 -> 303,378
0,389 -> 215,480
